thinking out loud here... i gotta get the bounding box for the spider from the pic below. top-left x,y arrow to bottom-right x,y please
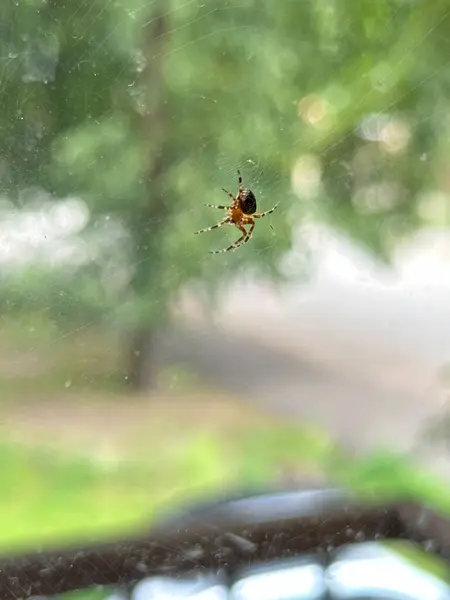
195,169 -> 278,254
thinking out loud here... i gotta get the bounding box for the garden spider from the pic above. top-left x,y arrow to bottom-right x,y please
195,169 -> 278,254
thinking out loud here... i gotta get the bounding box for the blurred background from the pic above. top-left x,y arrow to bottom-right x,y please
1,0 -> 450,561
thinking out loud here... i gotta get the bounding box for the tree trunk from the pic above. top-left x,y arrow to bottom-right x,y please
123,1 -> 170,391
125,324 -> 157,391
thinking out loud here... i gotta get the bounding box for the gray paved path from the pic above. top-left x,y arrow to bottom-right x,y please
158,324 -> 441,458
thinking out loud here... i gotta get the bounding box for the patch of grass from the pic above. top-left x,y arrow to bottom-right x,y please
0,415 -> 333,552
0,406 -> 449,560
235,423 -> 335,483
0,441 -> 205,551
0,440 -> 151,551
1,429 -> 449,557
332,448 -> 450,512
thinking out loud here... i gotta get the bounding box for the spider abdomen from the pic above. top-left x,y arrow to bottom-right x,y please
239,189 -> 257,215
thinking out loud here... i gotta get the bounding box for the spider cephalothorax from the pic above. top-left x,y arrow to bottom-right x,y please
195,170 -> 278,254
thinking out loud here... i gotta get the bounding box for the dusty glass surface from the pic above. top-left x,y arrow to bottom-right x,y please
1,0 -> 450,590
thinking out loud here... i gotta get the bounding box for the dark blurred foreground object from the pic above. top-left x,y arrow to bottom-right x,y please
1,487 -> 450,599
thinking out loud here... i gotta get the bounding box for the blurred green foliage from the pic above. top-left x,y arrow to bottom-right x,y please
1,0 -> 450,380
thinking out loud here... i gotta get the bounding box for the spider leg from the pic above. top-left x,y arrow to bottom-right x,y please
244,220 -> 255,243
210,224 -> 247,254
222,188 -> 235,201
253,204 -> 278,219
195,218 -> 230,235
205,204 -> 228,209
237,169 -> 243,190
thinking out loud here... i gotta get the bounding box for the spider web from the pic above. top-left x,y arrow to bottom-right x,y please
0,6 -> 448,417
1,2 -> 450,596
